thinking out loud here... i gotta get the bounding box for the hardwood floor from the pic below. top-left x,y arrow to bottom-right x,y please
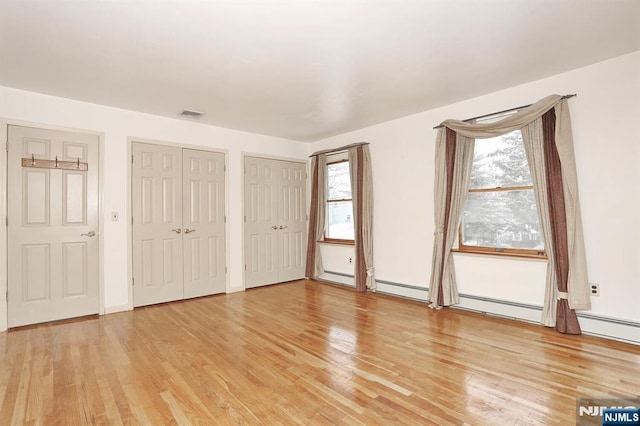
0,280 -> 638,425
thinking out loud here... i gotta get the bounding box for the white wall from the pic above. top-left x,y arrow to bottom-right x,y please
311,51 -> 640,324
0,86 -> 308,324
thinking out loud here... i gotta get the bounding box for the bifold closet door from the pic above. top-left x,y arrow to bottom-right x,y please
244,156 -> 306,288
133,144 -> 226,307
244,157 -> 279,287
277,161 -> 307,282
182,149 -> 226,298
132,143 -> 184,307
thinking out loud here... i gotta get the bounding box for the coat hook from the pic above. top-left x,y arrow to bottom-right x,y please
31,154 -> 36,166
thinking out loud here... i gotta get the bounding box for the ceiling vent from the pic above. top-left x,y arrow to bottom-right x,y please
179,109 -> 204,119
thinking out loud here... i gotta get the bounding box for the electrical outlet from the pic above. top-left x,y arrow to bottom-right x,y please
590,283 -> 599,296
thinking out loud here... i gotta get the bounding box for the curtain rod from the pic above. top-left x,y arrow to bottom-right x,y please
309,142 -> 369,158
432,94 -> 577,130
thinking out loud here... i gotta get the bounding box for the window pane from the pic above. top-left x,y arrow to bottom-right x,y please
462,190 -> 543,250
327,162 -> 351,200
327,201 -> 354,240
470,130 -> 533,189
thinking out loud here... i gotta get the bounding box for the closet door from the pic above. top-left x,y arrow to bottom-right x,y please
278,161 -> 307,282
244,157 -> 279,288
132,143 -> 184,307
183,149 -> 226,298
244,156 -> 307,288
133,143 -> 226,307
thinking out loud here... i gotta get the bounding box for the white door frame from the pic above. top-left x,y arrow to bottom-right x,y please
241,152 -> 308,289
0,119 -> 105,332
127,137 -> 229,310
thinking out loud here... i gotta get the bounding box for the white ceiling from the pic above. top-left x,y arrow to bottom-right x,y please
1,1 -> 639,142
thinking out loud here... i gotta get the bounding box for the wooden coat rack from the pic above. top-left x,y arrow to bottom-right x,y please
21,155 -> 88,171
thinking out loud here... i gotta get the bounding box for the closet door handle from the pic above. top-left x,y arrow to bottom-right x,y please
184,228 -> 196,234
171,228 -> 182,234
279,225 -> 288,230
271,226 -> 278,230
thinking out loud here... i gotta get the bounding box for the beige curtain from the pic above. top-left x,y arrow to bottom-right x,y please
305,155 -> 327,278
349,145 -> 375,292
521,118 -> 558,326
432,94 -> 590,333
429,129 -> 475,307
554,101 -> 590,311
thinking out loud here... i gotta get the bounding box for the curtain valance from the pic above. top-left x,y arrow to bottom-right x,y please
438,94 -> 563,138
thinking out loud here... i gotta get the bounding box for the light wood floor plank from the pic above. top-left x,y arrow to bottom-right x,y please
1,280 -> 638,425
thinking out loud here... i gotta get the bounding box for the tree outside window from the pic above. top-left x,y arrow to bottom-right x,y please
326,161 -> 354,242
459,130 -> 545,257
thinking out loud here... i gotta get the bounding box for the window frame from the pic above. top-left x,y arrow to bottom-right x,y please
324,159 -> 355,245
456,133 -> 547,260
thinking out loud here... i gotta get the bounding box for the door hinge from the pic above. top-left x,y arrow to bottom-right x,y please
131,154 -> 134,164
5,143 -> 8,152
224,216 -> 227,223
224,165 -> 226,172
132,277 -> 134,287
131,216 -> 134,225
244,264 -> 247,271
6,291 -> 7,302
244,216 -> 246,223
225,266 -> 227,274
5,216 -> 7,227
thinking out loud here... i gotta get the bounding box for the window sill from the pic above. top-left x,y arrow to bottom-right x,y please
452,248 -> 547,261
319,240 -> 355,246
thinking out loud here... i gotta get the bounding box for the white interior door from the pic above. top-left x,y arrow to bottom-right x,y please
132,143 -> 226,306
278,161 -> 307,282
132,143 -> 184,307
182,149 -> 226,298
244,157 -> 279,288
244,156 -> 306,288
7,125 -> 99,327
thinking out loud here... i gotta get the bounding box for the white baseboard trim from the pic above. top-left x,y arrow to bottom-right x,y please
317,272 -> 355,287
104,304 -> 131,315
320,271 -> 639,345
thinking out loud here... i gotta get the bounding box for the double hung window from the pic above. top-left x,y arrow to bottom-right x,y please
459,130 -> 545,257
325,160 -> 354,243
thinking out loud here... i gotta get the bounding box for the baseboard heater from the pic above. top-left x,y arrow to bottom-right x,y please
320,271 -> 639,345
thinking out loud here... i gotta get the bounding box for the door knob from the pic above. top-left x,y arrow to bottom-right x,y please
81,231 -> 97,237
184,228 -> 196,234
171,228 -> 182,234
271,226 -> 278,230
279,225 -> 288,230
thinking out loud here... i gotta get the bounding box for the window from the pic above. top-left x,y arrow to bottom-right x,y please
459,130 -> 545,257
325,160 -> 354,242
